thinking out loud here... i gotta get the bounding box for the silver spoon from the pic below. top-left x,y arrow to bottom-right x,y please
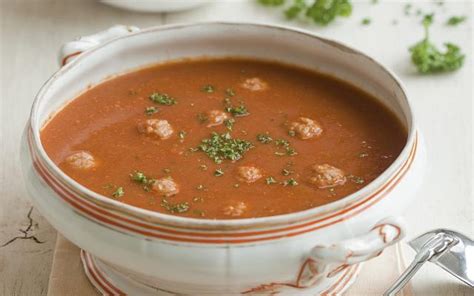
384,229 -> 474,296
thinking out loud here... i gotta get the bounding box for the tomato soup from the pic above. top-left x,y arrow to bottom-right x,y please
41,58 -> 406,219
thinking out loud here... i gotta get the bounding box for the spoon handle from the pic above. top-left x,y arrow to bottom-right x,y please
384,233 -> 458,296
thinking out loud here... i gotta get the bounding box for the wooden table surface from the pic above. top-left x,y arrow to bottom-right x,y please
1,0 -> 472,295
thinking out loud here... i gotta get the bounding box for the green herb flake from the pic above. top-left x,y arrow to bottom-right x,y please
288,130 -> 296,137
145,106 -> 159,115
283,178 -> 298,186
257,133 -> 273,144
446,16 -> 466,26
258,0 -> 285,6
224,118 -> 235,131
275,139 -> 297,156
410,14 -> 465,73
285,0 -> 307,19
201,84 -> 215,93
225,104 -> 249,117
305,0 -> 352,26
161,199 -> 190,214
404,3 -> 412,16
214,168 -> 224,177
347,175 -> 365,185
130,171 -> 148,184
197,132 -> 253,164
266,176 -> 277,185
112,187 -> 124,198
361,18 -> 371,25
149,92 -> 177,105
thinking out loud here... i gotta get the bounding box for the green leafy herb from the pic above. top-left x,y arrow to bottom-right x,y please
257,133 -> 273,144
347,175 -> 365,184
275,139 -> 297,156
149,92 -> 177,105
282,178 -> 298,186
201,84 -> 215,93
288,130 -> 296,137
259,0 -> 352,26
145,106 -> 159,115
224,118 -> 235,131
361,17 -> 371,25
446,16 -> 466,26
130,171 -> 148,184
112,187 -> 124,198
410,14 -> 465,73
266,176 -> 277,184
285,0 -> 307,19
214,168 -> 225,177
161,199 -> 190,214
225,104 -> 249,117
258,0 -> 285,5
305,0 -> 352,25
197,132 -> 253,164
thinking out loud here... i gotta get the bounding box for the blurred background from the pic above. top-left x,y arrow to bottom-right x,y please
1,1 -> 472,295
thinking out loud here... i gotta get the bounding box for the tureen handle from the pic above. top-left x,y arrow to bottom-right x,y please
58,25 -> 140,66
310,217 -> 405,266
295,217 -> 405,287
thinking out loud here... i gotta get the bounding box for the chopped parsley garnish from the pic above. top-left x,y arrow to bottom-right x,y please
275,139 -> 297,156
446,16 -> 466,26
214,168 -> 224,177
161,199 -> 189,214
282,178 -> 298,186
149,92 -> 177,105
410,14 -> 465,74
197,132 -> 253,164
145,106 -> 159,115
130,171 -> 148,184
225,104 -> 249,117
361,18 -> 371,25
347,175 -> 365,184
225,88 -> 236,97
288,130 -> 296,137
257,133 -> 273,144
224,118 -> 235,131
178,130 -> 187,139
266,176 -> 277,184
201,84 -> 215,93
261,0 -> 352,25
112,187 -> 124,198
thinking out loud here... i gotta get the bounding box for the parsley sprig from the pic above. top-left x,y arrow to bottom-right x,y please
259,0 -> 352,26
410,14 -> 465,74
149,92 -> 177,105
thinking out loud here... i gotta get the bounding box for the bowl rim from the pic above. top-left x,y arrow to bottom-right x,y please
28,22 -> 416,229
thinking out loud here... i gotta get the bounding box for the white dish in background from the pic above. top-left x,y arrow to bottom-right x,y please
100,0 -> 212,13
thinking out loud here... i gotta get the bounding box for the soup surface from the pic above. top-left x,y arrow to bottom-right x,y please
41,58 -> 406,219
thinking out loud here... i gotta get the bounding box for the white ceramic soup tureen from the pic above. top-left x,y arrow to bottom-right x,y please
21,23 -> 425,295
